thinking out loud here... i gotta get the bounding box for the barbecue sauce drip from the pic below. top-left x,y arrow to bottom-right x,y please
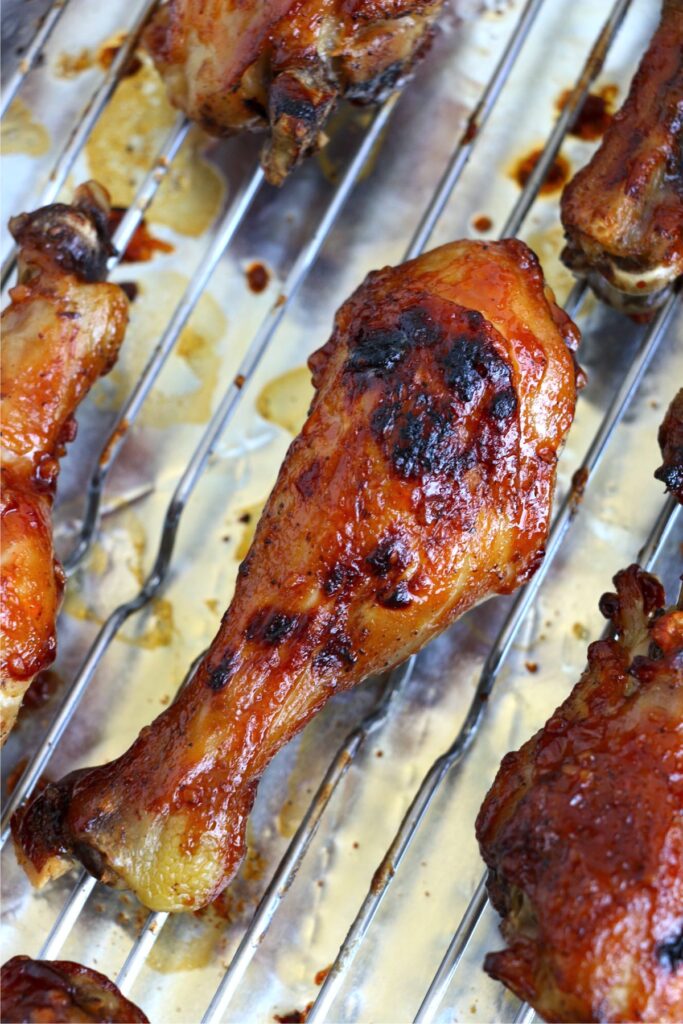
511,149 -> 570,195
556,85 -> 618,141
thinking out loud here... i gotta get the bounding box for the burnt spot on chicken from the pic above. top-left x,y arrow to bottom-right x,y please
347,326 -> 410,375
366,531 -> 412,577
206,650 -> 240,692
9,182 -> 115,283
323,562 -> 361,596
313,629 -> 357,672
389,402 -> 462,479
346,303 -> 445,378
377,579 -> 413,608
489,388 -> 518,423
440,331 -> 513,405
246,608 -> 302,646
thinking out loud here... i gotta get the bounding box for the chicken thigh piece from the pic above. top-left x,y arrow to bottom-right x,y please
13,238 -> 580,911
0,957 -> 149,1023
560,0 -> 683,312
144,0 -> 444,184
477,565 -> 683,1023
0,183 -> 129,744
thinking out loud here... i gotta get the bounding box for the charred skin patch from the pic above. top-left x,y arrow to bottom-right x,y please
439,311 -> 513,408
313,629 -> 357,673
348,296 -> 518,484
372,396 -> 476,481
366,531 -> 412,577
324,562 -> 361,597
378,579 -> 413,609
206,650 -> 240,692
345,303 -> 443,377
246,608 -> 301,646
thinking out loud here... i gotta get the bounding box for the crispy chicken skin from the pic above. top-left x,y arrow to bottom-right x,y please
477,566 -> 683,1023
0,184 -> 129,744
12,239 -> 580,911
0,956 -> 149,1023
143,0 -> 443,185
655,388 -> 683,503
560,0 -> 683,312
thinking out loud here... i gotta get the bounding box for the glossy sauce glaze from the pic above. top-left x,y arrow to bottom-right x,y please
13,239 -> 580,911
477,566 -> 683,1023
0,956 -> 148,1023
561,0 -> 683,307
143,0 -> 445,184
0,183 -> 129,744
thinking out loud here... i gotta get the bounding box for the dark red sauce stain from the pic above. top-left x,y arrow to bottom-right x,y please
314,965 -> 332,986
557,84 -> 618,141
108,208 -> 174,263
511,149 -> 570,195
472,215 -> 493,233
246,262 -> 270,293
274,1004 -> 313,1023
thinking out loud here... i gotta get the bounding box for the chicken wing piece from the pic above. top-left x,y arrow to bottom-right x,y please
655,388 -> 683,503
560,0 -> 683,313
0,956 -> 149,1023
477,565 -> 683,1023
144,0 -> 443,185
13,238 -> 580,911
0,184 -> 129,744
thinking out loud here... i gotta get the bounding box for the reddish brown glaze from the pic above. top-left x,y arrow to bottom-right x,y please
0,183 -> 129,744
655,388 -> 683,503
13,239 -> 580,911
143,0 -> 444,184
561,0 -> 683,309
477,566 -> 683,1023
0,956 -> 148,1023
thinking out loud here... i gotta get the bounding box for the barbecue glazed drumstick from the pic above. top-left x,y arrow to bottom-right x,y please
0,956 -> 149,1023
144,0 -> 443,185
655,388 -> 683,504
13,239 -> 580,911
561,0 -> 683,313
477,566 -> 683,1023
0,184 -> 129,744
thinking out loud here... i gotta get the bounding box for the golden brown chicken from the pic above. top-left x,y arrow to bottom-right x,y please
561,0 -> 683,312
13,238 -> 580,911
0,184 -> 129,744
477,565 -> 683,1023
144,0 -> 444,185
655,388 -> 683,503
0,956 -> 149,1023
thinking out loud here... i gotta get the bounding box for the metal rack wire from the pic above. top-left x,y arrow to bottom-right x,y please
1,1 -> 680,1021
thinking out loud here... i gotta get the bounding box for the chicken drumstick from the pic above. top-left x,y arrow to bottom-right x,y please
13,239 -> 580,911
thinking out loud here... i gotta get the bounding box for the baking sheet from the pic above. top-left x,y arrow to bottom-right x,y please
1,1 -> 681,1021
